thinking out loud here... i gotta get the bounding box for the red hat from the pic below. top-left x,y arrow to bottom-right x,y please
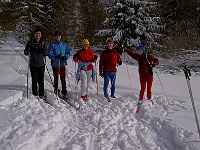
106,38 -> 114,44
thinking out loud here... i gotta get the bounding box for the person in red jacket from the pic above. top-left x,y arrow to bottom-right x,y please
125,44 -> 159,103
99,38 -> 122,100
73,39 -> 97,101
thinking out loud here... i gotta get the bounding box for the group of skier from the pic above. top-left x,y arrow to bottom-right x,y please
24,28 -> 159,104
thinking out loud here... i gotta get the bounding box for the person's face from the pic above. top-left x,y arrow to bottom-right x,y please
55,34 -> 61,42
137,48 -> 143,55
83,44 -> 89,50
107,42 -> 113,50
34,31 -> 42,41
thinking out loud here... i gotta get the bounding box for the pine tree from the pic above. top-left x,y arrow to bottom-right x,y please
96,0 -> 161,48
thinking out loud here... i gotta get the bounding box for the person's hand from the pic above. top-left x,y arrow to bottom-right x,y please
73,54 -> 78,62
118,60 -> 122,66
56,54 -> 61,59
61,56 -> 66,61
152,62 -> 157,68
99,72 -> 104,78
94,55 -> 98,60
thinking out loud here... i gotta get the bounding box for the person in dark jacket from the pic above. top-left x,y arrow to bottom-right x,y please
99,38 -> 122,99
24,28 -> 48,99
125,44 -> 159,103
48,31 -> 70,98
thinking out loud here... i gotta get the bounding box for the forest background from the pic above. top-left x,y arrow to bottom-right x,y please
0,0 -> 200,72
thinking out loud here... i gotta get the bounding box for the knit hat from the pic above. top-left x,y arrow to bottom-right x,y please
82,39 -> 89,45
137,44 -> 146,52
54,31 -> 61,36
34,28 -> 41,34
106,38 -> 114,44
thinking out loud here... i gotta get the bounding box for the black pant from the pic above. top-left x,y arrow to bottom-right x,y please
30,65 -> 45,96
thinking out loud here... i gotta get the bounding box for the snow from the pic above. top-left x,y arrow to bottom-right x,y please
0,35 -> 200,150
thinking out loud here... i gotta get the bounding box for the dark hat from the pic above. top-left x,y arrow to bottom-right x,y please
34,28 -> 41,34
54,31 -> 61,36
106,38 -> 114,44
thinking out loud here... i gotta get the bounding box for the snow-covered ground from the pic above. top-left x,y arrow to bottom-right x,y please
0,35 -> 200,150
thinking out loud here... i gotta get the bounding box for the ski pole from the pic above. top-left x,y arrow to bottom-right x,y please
45,61 -> 54,86
183,66 -> 200,139
124,54 -> 133,91
75,62 -> 79,102
95,62 -> 99,100
27,53 -> 30,98
155,71 -> 166,95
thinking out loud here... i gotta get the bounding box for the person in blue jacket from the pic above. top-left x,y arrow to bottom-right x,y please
48,31 -> 70,98
24,28 -> 48,99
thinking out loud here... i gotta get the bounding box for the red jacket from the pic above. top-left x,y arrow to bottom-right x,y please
99,48 -> 121,72
74,48 -> 96,70
126,49 -> 159,77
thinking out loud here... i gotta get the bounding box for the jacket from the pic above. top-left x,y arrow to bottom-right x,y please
24,38 -> 48,67
74,48 -> 96,70
48,40 -> 70,67
126,49 -> 159,76
99,48 -> 121,73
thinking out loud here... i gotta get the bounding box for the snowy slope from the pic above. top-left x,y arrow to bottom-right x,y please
0,36 -> 200,150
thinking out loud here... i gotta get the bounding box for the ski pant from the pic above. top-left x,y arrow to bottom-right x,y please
103,71 -> 116,97
52,66 -> 67,95
30,65 -> 45,96
80,70 -> 92,96
139,75 -> 153,100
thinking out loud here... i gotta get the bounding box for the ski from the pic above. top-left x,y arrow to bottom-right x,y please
105,96 -> 111,102
60,97 -> 80,110
136,100 -> 143,113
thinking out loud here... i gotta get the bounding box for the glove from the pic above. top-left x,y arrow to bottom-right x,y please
118,47 -> 124,55
152,62 -> 157,68
118,60 -> 122,66
61,56 -> 66,61
56,54 -> 61,59
73,54 -> 78,62
99,72 -> 104,78
94,55 -> 98,60
150,62 -> 157,68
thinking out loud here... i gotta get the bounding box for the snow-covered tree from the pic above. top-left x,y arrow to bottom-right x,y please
96,0 -> 162,48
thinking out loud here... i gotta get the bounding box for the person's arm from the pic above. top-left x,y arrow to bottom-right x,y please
149,55 -> 159,67
126,48 -> 138,60
64,43 -> 70,60
43,41 -> 48,56
48,43 -> 56,60
24,41 -> 31,56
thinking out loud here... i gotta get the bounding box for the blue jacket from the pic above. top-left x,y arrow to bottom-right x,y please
48,40 -> 70,67
24,39 -> 48,67
76,61 -> 96,84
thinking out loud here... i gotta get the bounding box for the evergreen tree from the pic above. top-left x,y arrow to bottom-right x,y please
96,0 -> 161,48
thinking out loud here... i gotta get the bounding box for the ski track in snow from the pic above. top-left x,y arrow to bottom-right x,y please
0,36 -> 199,150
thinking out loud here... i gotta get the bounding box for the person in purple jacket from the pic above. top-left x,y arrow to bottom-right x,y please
24,28 -> 48,99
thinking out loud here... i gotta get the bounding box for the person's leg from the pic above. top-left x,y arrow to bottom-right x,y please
86,70 -> 92,95
38,65 -> 45,96
139,76 -> 147,100
103,72 -> 110,97
30,66 -> 38,96
52,67 -> 59,94
80,70 -> 87,96
147,75 -> 154,100
60,66 -> 67,95
110,72 -> 116,96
